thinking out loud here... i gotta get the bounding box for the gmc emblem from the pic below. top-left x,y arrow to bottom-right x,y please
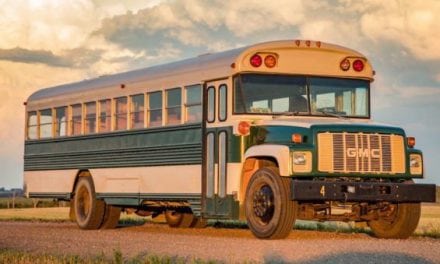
346,148 -> 380,158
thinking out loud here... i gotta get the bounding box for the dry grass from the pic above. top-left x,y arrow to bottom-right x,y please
0,207 -> 149,224
0,249 -> 216,264
416,203 -> 440,238
0,207 -> 70,221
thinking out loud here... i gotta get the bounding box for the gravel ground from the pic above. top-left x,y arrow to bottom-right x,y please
0,221 -> 439,263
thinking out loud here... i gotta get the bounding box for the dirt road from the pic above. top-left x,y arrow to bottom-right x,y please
0,221 -> 439,263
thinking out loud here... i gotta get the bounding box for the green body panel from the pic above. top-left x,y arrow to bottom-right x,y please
246,123 -> 419,179
24,124 -> 202,171
205,126 -> 241,163
204,126 -> 241,218
205,195 -> 239,219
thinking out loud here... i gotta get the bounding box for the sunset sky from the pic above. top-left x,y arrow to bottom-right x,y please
0,0 -> 439,188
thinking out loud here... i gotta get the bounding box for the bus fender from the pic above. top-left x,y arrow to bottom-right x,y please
244,144 -> 290,176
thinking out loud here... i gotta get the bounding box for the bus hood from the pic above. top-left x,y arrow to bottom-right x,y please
254,117 -> 406,135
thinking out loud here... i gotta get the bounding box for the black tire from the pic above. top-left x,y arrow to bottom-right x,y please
100,205 -> 121,229
368,203 -> 421,239
69,199 -> 76,222
165,209 -> 194,228
245,167 -> 296,239
74,177 -> 105,229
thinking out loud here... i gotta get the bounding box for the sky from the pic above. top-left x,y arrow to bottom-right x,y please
0,0 -> 439,188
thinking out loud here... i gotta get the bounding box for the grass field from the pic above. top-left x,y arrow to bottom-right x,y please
0,204 -> 439,238
0,249 -> 214,264
0,207 -> 147,225
0,197 -> 63,209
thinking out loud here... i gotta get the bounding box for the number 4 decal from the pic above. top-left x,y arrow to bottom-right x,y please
320,185 -> 325,197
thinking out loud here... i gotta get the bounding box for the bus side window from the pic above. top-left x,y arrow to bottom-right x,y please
99,99 -> 111,133
148,91 -> 162,127
84,102 -> 96,134
39,109 -> 53,139
166,88 -> 182,125
219,84 -> 227,121
55,107 -> 67,137
115,97 -> 127,131
27,111 -> 38,139
71,104 -> 82,136
185,84 -> 202,123
207,86 -> 215,123
130,94 -> 145,129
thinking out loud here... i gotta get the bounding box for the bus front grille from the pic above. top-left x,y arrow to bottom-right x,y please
317,132 -> 405,174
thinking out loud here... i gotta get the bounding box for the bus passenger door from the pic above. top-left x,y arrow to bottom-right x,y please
202,80 -> 236,218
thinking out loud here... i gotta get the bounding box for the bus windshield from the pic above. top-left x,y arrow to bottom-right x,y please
234,74 -> 369,118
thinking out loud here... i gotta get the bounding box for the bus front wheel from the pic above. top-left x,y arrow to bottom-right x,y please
74,177 -> 105,229
368,203 -> 421,239
245,167 -> 296,239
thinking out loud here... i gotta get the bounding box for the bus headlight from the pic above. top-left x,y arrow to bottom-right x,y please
410,154 -> 423,175
293,153 -> 306,165
292,151 -> 312,173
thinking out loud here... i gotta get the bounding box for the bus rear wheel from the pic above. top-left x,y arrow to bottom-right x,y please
165,209 -> 194,228
245,167 -> 296,239
368,203 -> 421,239
190,217 -> 208,228
100,204 -> 121,229
74,177 -> 105,229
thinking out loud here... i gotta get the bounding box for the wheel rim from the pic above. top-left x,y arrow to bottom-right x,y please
252,184 -> 275,224
77,185 -> 90,221
166,210 -> 180,220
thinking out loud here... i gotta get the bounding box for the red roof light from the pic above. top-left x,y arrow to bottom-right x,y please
353,59 -> 364,72
250,54 -> 262,67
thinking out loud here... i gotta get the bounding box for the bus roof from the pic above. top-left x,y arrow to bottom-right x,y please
27,40 -> 372,104
27,46 -> 246,102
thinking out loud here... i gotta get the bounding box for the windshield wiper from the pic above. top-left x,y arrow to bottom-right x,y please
319,110 -> 348,120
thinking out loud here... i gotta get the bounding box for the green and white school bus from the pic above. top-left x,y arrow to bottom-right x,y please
24,40 -> 436,239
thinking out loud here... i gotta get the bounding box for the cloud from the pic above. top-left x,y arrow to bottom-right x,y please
94,0 -> 306,52
0,46 -> 109,69
360,0 -> 440,60
0,47 -> 72,67
0,0 -> 102,51
91,0 -> 163,17
0,60 -> 88,187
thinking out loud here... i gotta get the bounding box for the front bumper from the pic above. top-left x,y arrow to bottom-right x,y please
291,180 -> 436,203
